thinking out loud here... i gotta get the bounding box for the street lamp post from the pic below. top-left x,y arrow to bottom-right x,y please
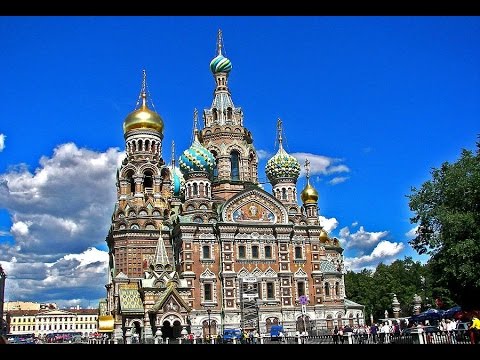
207,309 -> 211,343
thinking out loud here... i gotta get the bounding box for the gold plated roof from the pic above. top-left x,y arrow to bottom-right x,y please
123,92 -> 164,134
300,182 -> 319,204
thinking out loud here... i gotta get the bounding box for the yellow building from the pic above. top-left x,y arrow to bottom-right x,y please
6,308 -> 98,337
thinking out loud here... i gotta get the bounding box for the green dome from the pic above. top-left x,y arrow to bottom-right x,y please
178,135 -> 216,175
210,54 -> 232,74
265,147 -> 301,183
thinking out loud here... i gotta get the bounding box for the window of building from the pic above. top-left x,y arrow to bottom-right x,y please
335,282 -> 340,296
325,282 -> 330,296
211,150 -> 219,180
238,245 -> 246,259
144,170 -> 153,189
264,245 -> 272,259
295,246 -> 302,259
266,282 -> 275,299
231,150 -> 240,180
204,283 -> 213,301
297,281 -> 305,297
193,183 -> 198,196
252,245 -> 259,259
202,245 -> 211,259
282,188 -> 287,200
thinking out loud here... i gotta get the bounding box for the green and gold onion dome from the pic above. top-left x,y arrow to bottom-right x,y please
300,181 -> 319,204
123,92 -> 164,134
210,53 -> 232,74
168,165 -> 185,197
265,146 -> 301,183
178,133 -> 216,176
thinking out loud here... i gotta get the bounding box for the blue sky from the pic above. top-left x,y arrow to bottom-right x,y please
0,16 -> 479,309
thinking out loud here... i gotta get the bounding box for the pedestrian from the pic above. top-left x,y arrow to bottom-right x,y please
469,316 -> 480,344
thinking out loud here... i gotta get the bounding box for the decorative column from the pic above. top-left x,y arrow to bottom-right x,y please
125,328 -> 132,344
413,294 -> 422,315
392,294 -> 400,319
155,329 -> 162,344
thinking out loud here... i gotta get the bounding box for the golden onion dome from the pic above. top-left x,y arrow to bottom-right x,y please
300,182 -> 319,204
123,92 -> 164,134
319,229 -> 329,243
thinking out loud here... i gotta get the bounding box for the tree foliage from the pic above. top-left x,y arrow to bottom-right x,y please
406,140 -> 480,310
344,257 -> 450,323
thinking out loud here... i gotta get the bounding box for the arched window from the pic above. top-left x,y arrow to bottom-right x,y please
282,188 -> 287,200
230,150 -> 240,181
227,107 -> 233,120
193,183 -> 198,196
211,150 -> 218,180
335,282 -> 340,296
212,108 -> 218,121
126,170 -> 135,194
325,282 -> 330,296
144,170 -> 153,189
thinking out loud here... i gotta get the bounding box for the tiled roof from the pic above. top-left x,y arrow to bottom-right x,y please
319,260 -> 337,272
119,288 -> 144,314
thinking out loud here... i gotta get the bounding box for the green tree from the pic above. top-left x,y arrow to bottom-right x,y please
407,140 -> 480,310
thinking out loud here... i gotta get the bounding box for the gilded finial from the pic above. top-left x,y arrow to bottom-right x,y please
305,158 -> 311,183
171,140 -> 175,167
276,118 -> 283,149
217,29 -> 223,56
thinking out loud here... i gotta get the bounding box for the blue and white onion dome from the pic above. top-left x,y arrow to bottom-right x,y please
210,53 -> 232,74
178,136 -> 216,176
168,165 -> 185,197
265,146 -> 301,183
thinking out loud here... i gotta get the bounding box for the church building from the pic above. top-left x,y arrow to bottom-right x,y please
102,30 -> 364,342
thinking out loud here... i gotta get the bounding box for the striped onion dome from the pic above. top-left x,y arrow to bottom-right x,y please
178,134 -> 216,176
210,53 -> 232,74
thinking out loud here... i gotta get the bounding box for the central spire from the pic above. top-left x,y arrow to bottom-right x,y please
277,118 -> 284,149
193,108 -> 200,142
216,29 -> 223,56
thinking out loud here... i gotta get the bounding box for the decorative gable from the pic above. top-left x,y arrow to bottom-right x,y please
294,268 -> 308,278
221,188 -> 289,224
237,267 -> 250,278
262,267 -> 278,278
200,268 -> 217,280
251,267 -> 263,277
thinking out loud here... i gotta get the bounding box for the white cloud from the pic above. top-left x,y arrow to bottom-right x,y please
340,225 -> 390,250
318,215 -> 339,233
0,142 -> 122,305
256,149 -> 272,160
351,221 -> 358,227
406,226 -> 418,238
0,142 -> 123,256
344,241 -> 405,271
1,247 -> 108,305
63,247 -> 108,268
11,221 -> 30,236
329,176 -> 349,185
0,133 -> 5,152
291,152 -> 350,177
